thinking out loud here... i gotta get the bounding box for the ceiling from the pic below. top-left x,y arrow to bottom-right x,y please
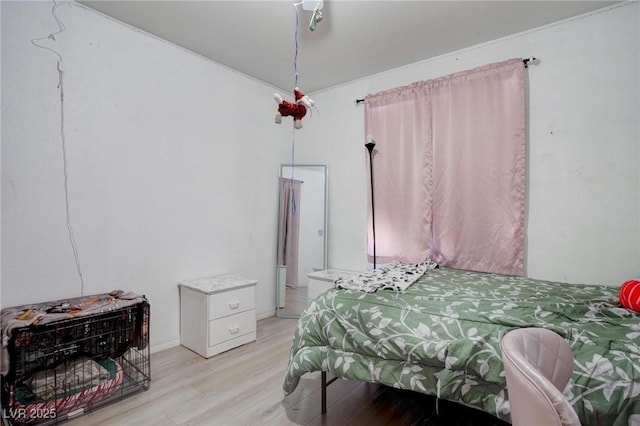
78,1 -> 618,93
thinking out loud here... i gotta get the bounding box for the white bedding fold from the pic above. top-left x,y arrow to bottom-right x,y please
334,259 -> 438,293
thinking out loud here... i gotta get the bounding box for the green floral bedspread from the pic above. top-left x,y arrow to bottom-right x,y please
283,268 -> 640,425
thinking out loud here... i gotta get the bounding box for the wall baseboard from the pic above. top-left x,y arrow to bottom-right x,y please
258,309 -> 276,320
151,338 -> 180,354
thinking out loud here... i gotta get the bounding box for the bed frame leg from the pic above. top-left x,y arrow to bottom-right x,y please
321,371 -> 327,413
320,371 -> 339,413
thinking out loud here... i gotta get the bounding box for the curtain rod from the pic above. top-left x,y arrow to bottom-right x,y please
354,57 -> 538,106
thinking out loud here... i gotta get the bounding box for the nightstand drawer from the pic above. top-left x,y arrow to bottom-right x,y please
208,286 -> 255,320
209,309 -> 256,346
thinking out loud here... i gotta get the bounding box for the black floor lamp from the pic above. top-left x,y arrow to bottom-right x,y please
365,136 -> 376,269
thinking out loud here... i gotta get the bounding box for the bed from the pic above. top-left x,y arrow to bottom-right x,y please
283,266 -> 640,426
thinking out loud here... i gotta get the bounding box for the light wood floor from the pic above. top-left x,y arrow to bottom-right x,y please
279,286 -> 308,317
63,316 -> 374,425
66,316 -> 506,426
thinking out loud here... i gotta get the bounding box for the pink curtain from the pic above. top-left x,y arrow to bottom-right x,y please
364,86 -> 432,264
364,58 -> 525,276
277,178 -> 302,288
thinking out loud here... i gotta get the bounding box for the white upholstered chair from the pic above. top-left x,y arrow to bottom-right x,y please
501,328 -> 581,426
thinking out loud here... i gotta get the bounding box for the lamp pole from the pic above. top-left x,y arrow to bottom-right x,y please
365,138 -> 376,269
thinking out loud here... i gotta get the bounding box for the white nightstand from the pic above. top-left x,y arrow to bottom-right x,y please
307,269 -> 361,302
178,275 -> 257,358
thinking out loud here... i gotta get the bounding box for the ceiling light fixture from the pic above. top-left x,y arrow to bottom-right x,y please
300,0 -> 324,31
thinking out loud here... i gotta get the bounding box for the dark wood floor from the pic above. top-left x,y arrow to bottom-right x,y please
284,374 -> 510,426
367,385 -> 509,426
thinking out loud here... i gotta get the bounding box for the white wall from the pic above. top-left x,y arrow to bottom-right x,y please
1,1 -> 291,351
0,1 -> 3,310
296,3 -> 640,286
2,1 -> 638,356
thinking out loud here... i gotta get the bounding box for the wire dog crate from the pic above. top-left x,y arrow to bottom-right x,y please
1,295 -> 150,425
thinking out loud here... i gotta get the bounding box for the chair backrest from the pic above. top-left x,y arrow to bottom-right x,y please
501,328 -> 581,426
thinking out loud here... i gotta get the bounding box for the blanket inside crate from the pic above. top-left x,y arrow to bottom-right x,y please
24,357 -> 111,401
10,357 -> 122,424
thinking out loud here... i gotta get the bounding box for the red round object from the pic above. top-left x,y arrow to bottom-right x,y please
620,279 -> 640,312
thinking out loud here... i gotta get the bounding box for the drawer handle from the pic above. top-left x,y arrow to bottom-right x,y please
228,325 -> 240,335
228,301 -> 240,310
